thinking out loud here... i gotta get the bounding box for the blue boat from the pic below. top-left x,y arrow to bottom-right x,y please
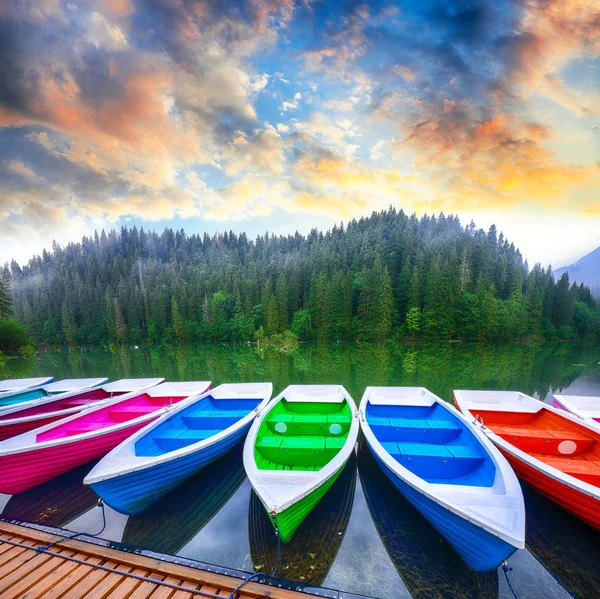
85,383 -> 272,514
359,387 -> 525,572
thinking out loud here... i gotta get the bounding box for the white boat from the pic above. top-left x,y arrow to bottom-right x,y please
361,387 -> 524,572
0,378 -> 108,411
553,394 -> 600,426
85,383 -> 272,515
244,384 -> 359,542
0,378 -> 164,441
0,377 -> 54,397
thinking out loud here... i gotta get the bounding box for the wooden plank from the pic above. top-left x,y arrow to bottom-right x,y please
126,573 -> 167,599
0,549 -> 76,599
60,559 -> 120,598
0,522 -> 309,599
87,563 -> 136,599
146,576 -> 183,599
100,567 -> 150,599
33,556 -> 104,599
0,542 -> 56,583
19,553 -> 81,599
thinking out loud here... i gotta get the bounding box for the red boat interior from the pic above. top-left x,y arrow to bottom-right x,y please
472,407 -> 600,487
36,394 -> 187,442
0,388 -> 129,420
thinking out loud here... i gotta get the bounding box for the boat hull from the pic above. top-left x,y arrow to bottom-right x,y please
0,421 -> 156,494
496,446 -> 600,530
368,442 -> 517,572
0,415 -> 68,442
269,462 -> 346,543
89,422 -> 252,515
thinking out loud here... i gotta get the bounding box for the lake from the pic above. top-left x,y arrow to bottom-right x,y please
1,342 -> 599,599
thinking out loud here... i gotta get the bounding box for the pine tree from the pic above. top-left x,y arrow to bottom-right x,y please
0,267 -> 12,319
376,267 -> 393,341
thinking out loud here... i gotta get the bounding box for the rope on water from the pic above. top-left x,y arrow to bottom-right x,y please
502,560 -> 519,599
228,522 -> 282,599
35,499 -> 107,555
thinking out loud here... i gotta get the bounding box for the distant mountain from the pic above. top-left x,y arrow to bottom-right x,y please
554,246 -> 600,299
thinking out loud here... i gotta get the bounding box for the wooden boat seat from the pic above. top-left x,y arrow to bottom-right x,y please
532,454 -> 600,486
493,425 -> 595,456
256,434 -> 339,468
394,442 -> 486,481
108,406 -> 159,423
65,424 -> 102,436
154,429 -> 220,451
369,417 -> 461,444
265,412 -> 351,436
182,414 -> 242,429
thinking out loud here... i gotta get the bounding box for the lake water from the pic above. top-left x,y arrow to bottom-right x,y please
1,342 -> 599,599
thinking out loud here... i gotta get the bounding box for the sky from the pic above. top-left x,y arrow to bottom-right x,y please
0,0 -> 598,269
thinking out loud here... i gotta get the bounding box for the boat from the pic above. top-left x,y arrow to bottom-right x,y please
2,461 -> 99,528
360,386 -> 524,572
0,377 -> 53,398
85,383 -> 272,514
553,394 -> 600,426
0,378 -> 106,410
244,384 -> 359,543
0,381 -> 211,494
358,442 -> 499,597
0,378 -> 164,441
453,389 -> 600,530
249,453 -> 356,586
122,442 -> 246,554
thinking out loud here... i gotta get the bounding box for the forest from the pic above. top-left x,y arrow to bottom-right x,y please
3,209 -> 600,347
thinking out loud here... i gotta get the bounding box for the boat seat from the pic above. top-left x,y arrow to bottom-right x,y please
266,412 -> 349,436
369,417 -> 461,444
495,426 -> 595,456
256,435 -> 336,468
182,414 -> 243,430
533,454 -> 600,486
108,405 -> 159,423
153,429 -> 219,451
325,436 -> 346,451
66,424 -> 102,435
396,442 -> 485,481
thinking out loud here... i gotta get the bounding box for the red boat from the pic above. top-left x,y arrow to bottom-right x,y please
453,390 -> 600,530
0,379 -> 164,441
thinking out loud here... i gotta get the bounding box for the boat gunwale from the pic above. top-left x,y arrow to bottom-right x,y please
83,382 -> 274,485
553,394 -> 600,425
0,377 -> 109,415
0,377 -> 54,397
454,389 -> 600,501
0,378 -> 165,427
360,386 -> 525,550
244,384 -> 360,515
0,381 -> 211,457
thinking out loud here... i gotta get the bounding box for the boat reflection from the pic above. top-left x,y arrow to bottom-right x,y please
2,461 -> 98,528
523,481 -> 600,598
121,442 -> 246,555
249,453 -> 356,586
358,444 -> 499,599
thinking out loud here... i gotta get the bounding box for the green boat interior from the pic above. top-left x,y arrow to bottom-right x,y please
255,399 -> 352,471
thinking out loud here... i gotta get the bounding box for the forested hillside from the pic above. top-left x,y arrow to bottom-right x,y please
7,210 -> 600,346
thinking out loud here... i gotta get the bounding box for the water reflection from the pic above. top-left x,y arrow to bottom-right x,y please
358,443 -> 499,599
2,461 -> 98,528
523,482 -> 600,598
249,453 -> 356,586
122,443 -> 246,554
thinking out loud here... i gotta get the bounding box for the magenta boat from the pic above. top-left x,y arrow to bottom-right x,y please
0,381 -> 211,494
553,394 -> 600,426
0,378 -> 164,441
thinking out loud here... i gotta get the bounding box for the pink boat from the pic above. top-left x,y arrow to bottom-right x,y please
0,381 -> 211,494
553,394 -> 600,426
0,378 -> 164,441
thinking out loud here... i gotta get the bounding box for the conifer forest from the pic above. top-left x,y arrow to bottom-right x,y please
4,210 -> 600,347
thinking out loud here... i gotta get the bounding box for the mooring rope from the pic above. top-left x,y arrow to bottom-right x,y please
35,499 -> 107,555
502,560 -> 519,599
228,522 -> 282,599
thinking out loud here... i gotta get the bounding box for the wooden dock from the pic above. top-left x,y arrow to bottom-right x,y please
0,520 -> 335,599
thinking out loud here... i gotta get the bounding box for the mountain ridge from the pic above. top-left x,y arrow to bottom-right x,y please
554,246 -> 600,298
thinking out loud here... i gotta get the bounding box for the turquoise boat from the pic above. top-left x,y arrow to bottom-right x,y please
0,378 -> 106,409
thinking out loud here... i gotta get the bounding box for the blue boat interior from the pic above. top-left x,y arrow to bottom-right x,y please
0,388 -> 48,407
366,403 -> 495,487
135,395 -> 261,456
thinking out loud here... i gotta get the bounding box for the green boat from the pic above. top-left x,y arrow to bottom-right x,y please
243,385 -> 359,543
